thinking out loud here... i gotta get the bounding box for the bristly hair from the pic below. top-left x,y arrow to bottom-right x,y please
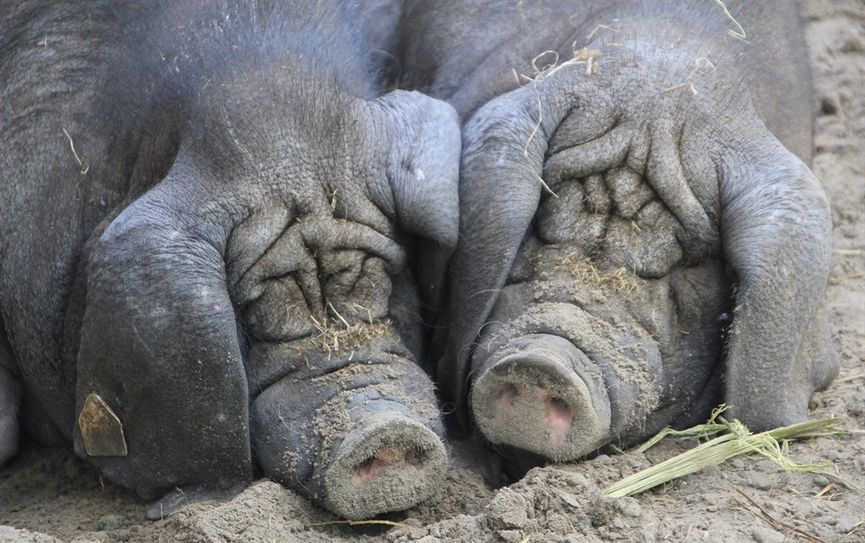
0,0 -> 384,171
1,0 -> 392,170
123,1 -> 382,163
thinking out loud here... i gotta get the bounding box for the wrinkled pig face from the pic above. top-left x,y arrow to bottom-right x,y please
447,43 -> 833,466
72,85 -> 461,519
469,168 -> 730,463
448,65 -> 736,463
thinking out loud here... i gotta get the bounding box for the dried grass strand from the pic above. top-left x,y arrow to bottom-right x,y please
604,409 -> 838,498
309,519 -> 412,529
713,0 -> 749,42
735,488 -> 827,543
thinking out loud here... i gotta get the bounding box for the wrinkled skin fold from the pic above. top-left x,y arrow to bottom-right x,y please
397,0 -> 838,474
0,0 -> 460,519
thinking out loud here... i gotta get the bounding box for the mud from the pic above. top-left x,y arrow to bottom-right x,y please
1,2 -> 864,541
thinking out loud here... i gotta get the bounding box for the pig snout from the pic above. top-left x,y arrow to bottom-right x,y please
470,334 -> 611,461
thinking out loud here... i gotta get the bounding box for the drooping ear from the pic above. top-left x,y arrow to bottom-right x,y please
719,138 -> 837,430
367,90 -> 461,248
73,159 -> 252,504
365,90 -> 461,315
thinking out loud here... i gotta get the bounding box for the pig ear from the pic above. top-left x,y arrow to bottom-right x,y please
369,90 -> 461,248
438,82 -> 577,433
719,140 -> 834,429
74,168 -> 252,502
366,90 -> 461,312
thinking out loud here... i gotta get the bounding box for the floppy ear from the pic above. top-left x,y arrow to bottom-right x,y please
719,138 -> 836,429
366,90 -> 461,315
73,160 -> 252,506
369,90 -> 460,248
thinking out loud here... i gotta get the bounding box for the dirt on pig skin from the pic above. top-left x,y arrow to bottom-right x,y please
1,1 -> 863,541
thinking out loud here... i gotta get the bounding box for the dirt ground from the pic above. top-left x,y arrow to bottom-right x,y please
1,2 -> 863,542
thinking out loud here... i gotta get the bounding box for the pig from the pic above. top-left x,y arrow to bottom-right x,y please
396,0 -> 839,472
0,0 -> 460,519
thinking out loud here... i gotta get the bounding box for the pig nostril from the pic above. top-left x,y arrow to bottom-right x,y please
405,448 -> 425,466
497,383 -> 520,409
545,396 -> 574,447
352,446 -> 424,484
353,453 -> 387,484
500,383 -> 519,398
355,455 -> 376,472
549,397 -> 569,412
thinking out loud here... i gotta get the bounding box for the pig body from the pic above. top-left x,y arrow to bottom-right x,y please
0,0 -> 460,519
397,0 -> 838,467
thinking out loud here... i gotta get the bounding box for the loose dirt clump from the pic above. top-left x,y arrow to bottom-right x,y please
1,2 -> 863,542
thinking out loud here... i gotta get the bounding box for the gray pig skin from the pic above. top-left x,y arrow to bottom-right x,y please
397,0 -> 838,471
0,0 -> 460,519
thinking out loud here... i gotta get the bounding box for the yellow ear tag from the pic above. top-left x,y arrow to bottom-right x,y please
78,393 -> 128,457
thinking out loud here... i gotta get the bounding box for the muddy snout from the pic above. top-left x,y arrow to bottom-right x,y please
470,334 -> 611,461
250,347 -> 448,520
322,410 -> 447,519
